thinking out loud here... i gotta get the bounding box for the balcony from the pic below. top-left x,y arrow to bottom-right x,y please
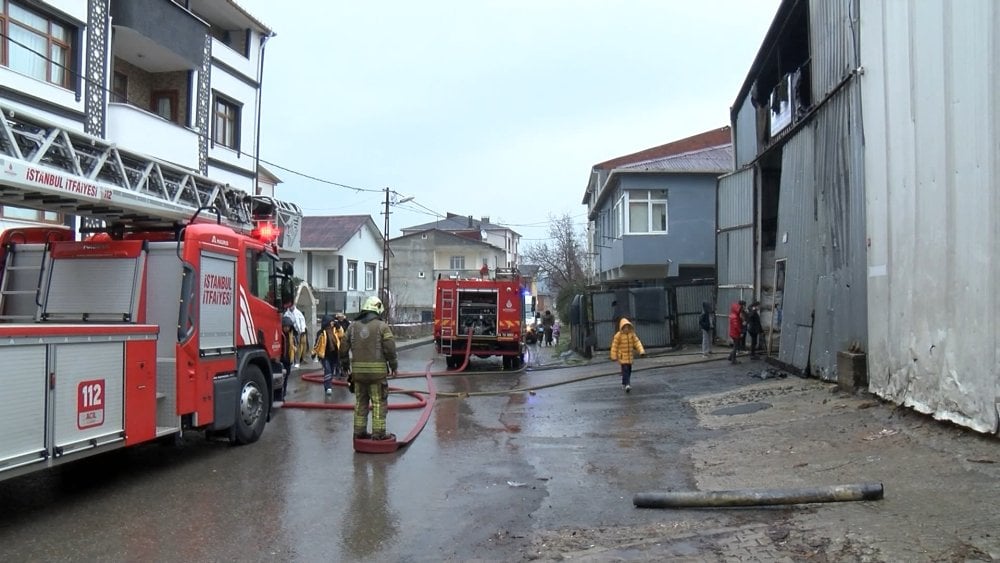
106,103 -> 200,170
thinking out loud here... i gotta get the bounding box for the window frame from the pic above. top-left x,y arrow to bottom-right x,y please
449,256 -> 465,270
1,205 -> 62,224
625,189 -> 668,235
151,89 -> 179,123
212,93 -> 241,150
364,263 -> 376,291
1,1 -> 74,88
326,268 -> 337,289
347,260 -> 358,291
111,71 -> 128,103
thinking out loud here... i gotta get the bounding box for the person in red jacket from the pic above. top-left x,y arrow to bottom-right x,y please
727,300 -> 747,364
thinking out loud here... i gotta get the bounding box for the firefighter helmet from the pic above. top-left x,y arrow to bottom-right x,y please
361,296 -> 384,315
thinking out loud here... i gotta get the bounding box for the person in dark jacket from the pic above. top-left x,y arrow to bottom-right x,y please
541,310 -> 556,346
341,297 -> 398,440
727,300 -> 746,364
747,301 -> 763,359
699,301 -> 714,357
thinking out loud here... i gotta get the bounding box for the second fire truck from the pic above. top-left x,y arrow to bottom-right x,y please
434,268 -> 526,370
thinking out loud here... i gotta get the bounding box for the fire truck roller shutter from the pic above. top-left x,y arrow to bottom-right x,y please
198,251 -> 238,354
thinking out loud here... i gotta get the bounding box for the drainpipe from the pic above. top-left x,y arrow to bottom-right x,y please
253,30 -> 275,196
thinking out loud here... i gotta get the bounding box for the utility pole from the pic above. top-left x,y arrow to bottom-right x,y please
380,187 -> 414,323
381,187 -> 390,310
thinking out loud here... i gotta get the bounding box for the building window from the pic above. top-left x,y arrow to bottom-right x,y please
449,256 -> 465,270
212,94 -> 241,149
347,261 -> 357,291
2,205 -> 61,223
151,90 -> 179,123
627,189 -> 668,234
2,2 -> 73,87
111,71 -> 128,103
612,195 -> 624,238
364,263 -> 376,291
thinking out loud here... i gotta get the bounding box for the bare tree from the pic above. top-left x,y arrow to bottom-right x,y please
521,213 -> 588,317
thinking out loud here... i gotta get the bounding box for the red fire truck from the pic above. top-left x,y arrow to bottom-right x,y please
0,105 -> 302,483
434,268 -> 526,370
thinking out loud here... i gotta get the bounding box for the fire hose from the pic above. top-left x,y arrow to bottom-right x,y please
633,483 -> 884,508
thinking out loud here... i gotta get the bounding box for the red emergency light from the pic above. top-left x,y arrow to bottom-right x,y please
252,221 -> 281,244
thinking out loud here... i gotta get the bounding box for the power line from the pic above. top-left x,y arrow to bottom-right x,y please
0,28 -> 577,235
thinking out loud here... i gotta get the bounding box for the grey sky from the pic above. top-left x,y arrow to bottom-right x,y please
238,1 -> 780,242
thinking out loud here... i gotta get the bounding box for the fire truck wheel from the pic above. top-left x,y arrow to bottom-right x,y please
234,365 -> 268,445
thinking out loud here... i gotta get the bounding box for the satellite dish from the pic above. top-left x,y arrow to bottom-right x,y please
480,229 -> 487,240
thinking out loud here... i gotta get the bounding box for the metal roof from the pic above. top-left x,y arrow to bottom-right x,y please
299,215 -> 380,250
614,144 -> 734,174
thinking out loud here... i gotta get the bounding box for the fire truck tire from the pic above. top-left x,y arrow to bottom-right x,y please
234,365 -> 268,445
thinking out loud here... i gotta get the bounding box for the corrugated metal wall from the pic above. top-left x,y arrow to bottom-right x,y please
774,128 -> 816,370
809,0 -> 859,97
716,169 -> 755,341
733,95 -> 758,169
675,284 -> 715,342
589,289 -> 671,350
861,0 -> 999,433
810,84 -> 867,379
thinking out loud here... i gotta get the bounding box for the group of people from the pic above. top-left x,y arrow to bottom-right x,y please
280,297 -> 398,441
724,300 -> 763,364
525,310 -> 561,346
698,299 -> 764,363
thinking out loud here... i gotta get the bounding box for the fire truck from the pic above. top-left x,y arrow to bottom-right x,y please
0,105 -> 302,483
434,268 -> 526,370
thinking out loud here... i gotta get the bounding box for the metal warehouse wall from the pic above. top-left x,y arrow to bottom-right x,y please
716,169 -> 755,342
861,0 -> 1000,433
733,95 -> 758,169
809,0 -> 859,98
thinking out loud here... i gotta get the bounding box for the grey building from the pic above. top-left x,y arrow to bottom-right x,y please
728,0 -> 1000,434
723,0 -> 868,380
389,229 -> 511,323
401,213 -> 520,268
579,127 -> 733,349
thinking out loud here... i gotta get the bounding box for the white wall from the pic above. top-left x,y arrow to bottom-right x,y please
862,0 -> 999,433
106,103 -> 200,169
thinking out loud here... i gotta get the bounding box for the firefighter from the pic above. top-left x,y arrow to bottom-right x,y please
341,297 -> 398,440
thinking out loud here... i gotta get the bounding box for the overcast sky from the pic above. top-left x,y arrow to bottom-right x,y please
238,1 -> 780,242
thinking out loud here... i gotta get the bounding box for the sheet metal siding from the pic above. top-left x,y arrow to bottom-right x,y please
718,169 -> 754,229
733,95 -> 758,169
774,128 -> 817,370
809,84 -> 868,380
717,169 -> 754,307
861,0 -> 999,433
676,284 -> 715,342
809,0 -> 860,100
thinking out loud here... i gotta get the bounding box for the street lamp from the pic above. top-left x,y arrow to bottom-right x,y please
381,187 -> 414,321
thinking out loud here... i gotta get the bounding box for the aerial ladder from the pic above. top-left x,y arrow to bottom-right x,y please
0,102 -> 301,244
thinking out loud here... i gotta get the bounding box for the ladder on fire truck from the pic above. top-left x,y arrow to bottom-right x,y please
439,287 -> 455,355
0,103 -> 302,320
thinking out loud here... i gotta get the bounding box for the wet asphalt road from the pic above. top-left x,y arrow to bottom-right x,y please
0,343 -> 753,562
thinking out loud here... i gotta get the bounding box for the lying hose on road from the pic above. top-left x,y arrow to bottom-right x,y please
633,482 -> 884,509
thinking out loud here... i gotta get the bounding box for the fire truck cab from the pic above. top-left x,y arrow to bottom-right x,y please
434,268 -> 526,370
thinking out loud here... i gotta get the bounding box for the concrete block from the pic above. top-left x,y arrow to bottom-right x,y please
837,351 -> 867,391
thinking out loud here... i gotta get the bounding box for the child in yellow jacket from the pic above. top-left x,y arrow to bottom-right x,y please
312,315 -> 343,396
610,318 -> 645,393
